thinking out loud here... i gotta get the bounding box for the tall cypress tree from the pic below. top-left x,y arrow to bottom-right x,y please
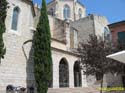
0,0 -> 7,60
33,0 -> 52,93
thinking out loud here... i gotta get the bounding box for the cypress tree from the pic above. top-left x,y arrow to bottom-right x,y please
33,0 -> 52,93
0,0 -> 7,60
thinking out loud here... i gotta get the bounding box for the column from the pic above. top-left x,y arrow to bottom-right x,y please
52,59 -> 59,88
81,70 -> 88,87
69,62 -> 74,88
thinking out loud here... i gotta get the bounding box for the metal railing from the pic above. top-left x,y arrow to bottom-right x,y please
59,82 -> 69,87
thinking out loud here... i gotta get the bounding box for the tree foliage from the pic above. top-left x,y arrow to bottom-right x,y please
79,35 -> 118,75
0,0 -> 7,59
33,0 -> 52,93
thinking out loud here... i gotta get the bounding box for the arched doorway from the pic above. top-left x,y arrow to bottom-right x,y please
59,58 -> 69,87
74,61 -> 82,87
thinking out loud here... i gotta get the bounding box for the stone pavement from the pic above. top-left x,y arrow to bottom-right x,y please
48,87 -> 99,93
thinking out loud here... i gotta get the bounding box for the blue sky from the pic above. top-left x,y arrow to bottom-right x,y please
33,0 -> 125,24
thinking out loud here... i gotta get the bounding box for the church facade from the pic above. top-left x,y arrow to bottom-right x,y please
0,0 -> 122,92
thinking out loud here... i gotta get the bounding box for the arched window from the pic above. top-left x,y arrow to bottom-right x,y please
104,27 -> 111,41
96,72 -> 103,81
59,58 -> 69,87
78,8 -> 82,19
50,8 -> 54,16
74,61 -> 81,87
63,5 -> 70,19
11,7 -> 20,31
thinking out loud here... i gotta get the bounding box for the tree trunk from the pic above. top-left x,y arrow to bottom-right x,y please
100,75 -> 104,93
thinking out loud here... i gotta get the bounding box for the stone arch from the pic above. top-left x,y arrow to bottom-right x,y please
59,58 -> 69,87
74,61 -> 82,87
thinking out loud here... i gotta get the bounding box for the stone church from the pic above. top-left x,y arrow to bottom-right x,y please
0,0 -> 121,92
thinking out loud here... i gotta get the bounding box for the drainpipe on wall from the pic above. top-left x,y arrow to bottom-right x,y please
73,0 -> 76,21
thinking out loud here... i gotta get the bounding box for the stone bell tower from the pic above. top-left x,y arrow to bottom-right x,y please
47,0 -> 86,21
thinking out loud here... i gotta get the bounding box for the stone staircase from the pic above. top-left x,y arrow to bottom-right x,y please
48,87 -> 99,93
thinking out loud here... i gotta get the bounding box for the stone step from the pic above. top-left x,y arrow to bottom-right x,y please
0,87 -> 99,93
48,87 -> 99,93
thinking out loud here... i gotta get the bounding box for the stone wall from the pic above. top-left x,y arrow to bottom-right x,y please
71,15 -> 95,43
71,14 -> 110,43
0,0 -> 35,90
93,15 -> 109,37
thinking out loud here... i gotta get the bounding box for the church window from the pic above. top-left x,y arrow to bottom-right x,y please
70,29 -> 78,48
63,5 -> 70,19
11,7 -> 20,31
70,30 -> 74,48
78,8 -> 82,19
104,27 -> 111,41
50,8 -> 54,16
74,29 -> 78,48
96,72 -> 103,81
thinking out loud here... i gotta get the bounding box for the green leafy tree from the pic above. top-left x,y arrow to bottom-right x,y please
0,0 -> 7,60
78,34 -> 123,93
33,0 -> 52,93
